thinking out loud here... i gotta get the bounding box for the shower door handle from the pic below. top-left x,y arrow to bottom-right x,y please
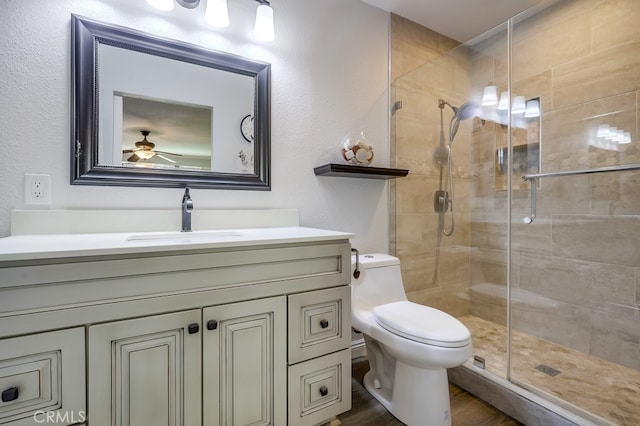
523,178 -> 537,224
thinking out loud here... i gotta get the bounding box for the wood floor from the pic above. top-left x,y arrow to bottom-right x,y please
337,359 -> 523,426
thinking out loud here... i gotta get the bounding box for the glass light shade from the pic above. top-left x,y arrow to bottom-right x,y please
612,129 -> 628,143
596,124 -> 610,138
620,131 -> 632,144
254,4 -> 275,42
512,96 -> 526,114
146,0 -> 175,11
205,0 -> 230,28
524,99 -> 540,118
498,91 -> 509,110
481,85 -> 498,106
136,150 -> 156,160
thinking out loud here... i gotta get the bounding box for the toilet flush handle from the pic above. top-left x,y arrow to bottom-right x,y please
351,248 -> 360,279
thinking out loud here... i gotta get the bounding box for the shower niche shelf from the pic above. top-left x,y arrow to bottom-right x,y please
314,163 -> 409,179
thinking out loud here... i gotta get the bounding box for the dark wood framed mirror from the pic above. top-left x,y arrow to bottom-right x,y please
71,15 -> 270,190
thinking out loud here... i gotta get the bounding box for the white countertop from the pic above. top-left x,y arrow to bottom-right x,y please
0,227 -> 354,263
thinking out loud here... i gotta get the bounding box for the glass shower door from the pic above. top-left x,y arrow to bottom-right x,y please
508,1 -> 640,424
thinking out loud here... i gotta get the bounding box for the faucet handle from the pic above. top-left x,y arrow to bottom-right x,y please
182,187 -> 193,208
181,187 -> 193,232
182,187 -> 193,211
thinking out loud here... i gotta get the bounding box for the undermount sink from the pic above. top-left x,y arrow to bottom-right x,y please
126,230 -> 246,243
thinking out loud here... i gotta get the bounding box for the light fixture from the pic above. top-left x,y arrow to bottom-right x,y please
596,124 -> 610,138
524,98 -> 540,118
253,1 -> 275,42
145,0 -> 275,42
620,131 -> 632,144
512,96 -> 526,114
612,129 -> 628,143
146,0 -> 175,11
205,0 -> 230,27
481,85 -> 498,106
498,91 -> 509,110
136,150 -> 157,160
176,0 -> 200,8
596,125 -> 632,145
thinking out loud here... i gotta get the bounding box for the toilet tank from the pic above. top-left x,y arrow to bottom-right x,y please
351,253 -> 408,310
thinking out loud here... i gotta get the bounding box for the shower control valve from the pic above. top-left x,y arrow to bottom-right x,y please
434,190 -> 449,213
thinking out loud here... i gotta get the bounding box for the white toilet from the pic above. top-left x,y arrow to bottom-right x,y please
350,253 -> 472,426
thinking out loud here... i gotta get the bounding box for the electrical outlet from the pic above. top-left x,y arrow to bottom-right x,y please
24,174 -> 51,205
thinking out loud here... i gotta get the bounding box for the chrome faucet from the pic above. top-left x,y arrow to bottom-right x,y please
181,187 -> 193,232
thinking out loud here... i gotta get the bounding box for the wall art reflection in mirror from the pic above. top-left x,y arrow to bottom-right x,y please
71,15 -> 271,190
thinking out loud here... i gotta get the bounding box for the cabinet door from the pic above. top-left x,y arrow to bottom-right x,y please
203,297 -> 286,426
88,310 -> 202,426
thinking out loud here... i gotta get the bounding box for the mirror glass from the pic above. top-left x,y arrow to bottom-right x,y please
71,15 -> 270,189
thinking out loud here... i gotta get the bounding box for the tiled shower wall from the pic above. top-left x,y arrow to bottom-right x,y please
392,0 -> 640,370
390,14 -> 473,317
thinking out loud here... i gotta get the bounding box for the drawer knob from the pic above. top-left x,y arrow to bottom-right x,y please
187,323 -> 200,334
207,320 -> 218,330
320,319 -> 329,329
1,387 -> 19,402
319,385 -> 329,397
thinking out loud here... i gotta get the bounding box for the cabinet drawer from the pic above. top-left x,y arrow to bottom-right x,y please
288,349 -> 351,426
288,286 -> 351,363
0,328 -> 85,425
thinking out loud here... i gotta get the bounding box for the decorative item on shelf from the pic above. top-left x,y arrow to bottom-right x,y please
341,132 -> 374,166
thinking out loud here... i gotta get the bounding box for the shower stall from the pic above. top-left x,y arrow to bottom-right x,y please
390,0 -> 640,424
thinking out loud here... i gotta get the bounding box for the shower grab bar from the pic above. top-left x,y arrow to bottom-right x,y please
521,163 -> 640,224
523,163 -> 640,181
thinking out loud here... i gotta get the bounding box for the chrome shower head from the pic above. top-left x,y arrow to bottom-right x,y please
453,102 -> 476,121
449,102 -> 477,143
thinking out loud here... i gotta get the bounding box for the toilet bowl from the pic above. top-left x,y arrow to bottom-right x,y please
351,253 -> 472,426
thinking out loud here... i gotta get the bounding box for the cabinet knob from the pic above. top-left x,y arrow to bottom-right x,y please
319,385 -> 328,397
207,320 -> 218,330
187,323 -> 200,334
1,386 -> 19,402
320,319 -> 329,329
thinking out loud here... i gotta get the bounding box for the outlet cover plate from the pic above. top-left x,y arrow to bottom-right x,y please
24,173 -> 51,205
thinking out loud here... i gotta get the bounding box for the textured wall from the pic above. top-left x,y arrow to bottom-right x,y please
0,0 -> 390,253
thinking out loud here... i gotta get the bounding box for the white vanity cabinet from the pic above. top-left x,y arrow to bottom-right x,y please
0,328 -> 85,426
89,297 -> 287,426
287,287 -> 352,426
203,297 -> 287,426
88,310 -> 203,426
0,226 -> 352,426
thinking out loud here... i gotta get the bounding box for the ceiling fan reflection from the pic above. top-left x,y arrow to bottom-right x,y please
122,130 -> 182,163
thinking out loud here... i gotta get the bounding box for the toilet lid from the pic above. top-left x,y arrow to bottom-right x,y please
373,301 -> 471,348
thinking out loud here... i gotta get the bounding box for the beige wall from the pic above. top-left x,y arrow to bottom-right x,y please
390,14 -> 472,317
392,0 -> 640,370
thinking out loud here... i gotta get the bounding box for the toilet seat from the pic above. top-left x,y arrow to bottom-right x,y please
373,301 -> 471,348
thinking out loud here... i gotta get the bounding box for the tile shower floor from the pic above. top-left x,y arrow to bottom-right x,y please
458,315 -> 640,426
